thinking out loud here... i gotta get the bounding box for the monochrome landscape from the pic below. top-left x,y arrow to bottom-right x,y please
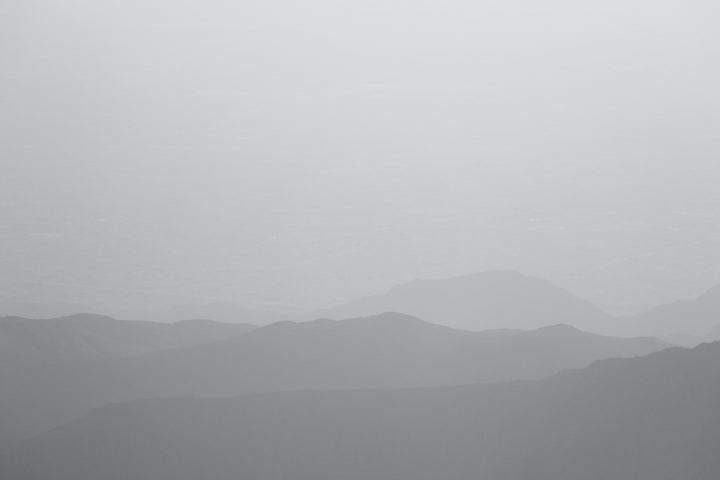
2,0 -> 720,478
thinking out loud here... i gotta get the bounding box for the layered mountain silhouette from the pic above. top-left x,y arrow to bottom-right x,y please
310,271 -> 615,332
0,314 -> 256,363
0,300 -> 287,326
629,284 -> 720,336
0,302 -> 98,320
705,324 -> 720,343
13,271 -> 720,338
310,272 -> 720,338
6,341 -> 718,480
0,313 -> 665,438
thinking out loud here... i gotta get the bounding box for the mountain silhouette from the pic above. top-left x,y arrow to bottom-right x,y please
0,299 -> 289,326
309,271 -> 614,332
0,313 -> 665,438
6,341 -> 718,480
629,283 -> 720,336
0,302 -> 98,320
0,314 -> 256,363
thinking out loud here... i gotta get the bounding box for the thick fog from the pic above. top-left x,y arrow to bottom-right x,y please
3,0 -> 720,314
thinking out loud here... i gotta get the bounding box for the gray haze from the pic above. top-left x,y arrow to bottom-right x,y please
3,3 -> 720,479
3,0 -> 720,315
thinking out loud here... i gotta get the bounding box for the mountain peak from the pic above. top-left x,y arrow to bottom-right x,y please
313,271 -> 609,332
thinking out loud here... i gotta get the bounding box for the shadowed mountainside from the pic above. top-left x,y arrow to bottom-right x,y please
0,313 -> 665,438
4,341 -> 719,480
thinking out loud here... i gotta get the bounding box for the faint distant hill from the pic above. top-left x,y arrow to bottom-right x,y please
0,272 -> 615,332
6,340 -> 718,480
0,312 -> 665,438
629,283 -> 720,336
0,314 -> 256,363
661,332 -> 704,348
153,302 -> 288,325
0,301 -> 98,320
309,271 -> 614,333
0,299 -> 289,325
705,324 -> 720,343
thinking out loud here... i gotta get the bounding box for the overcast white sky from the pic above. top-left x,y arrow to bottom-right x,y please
2,0 -> 720,312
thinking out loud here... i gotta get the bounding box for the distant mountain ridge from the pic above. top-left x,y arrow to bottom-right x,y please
705,324 -> 720,342
0,300 -> 289,325
628,283 -> 720,336
0,312 -> 666,438
312,271 -> 720,338
0,302 -> 99,320
0,314 -> 256,363
8,270 -> 720,338
310,270 -> 614,332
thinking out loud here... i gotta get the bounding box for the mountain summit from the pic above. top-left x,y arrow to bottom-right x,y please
312,271 -> 612,332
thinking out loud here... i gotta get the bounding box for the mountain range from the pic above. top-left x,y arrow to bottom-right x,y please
0,314 -> 256,363
6,271 -> 720,339
3,272 -> 719,479
4,339 -> 718,480
310,271 -> 720,339
0,312 -> 665,438
308,271 -> 613,332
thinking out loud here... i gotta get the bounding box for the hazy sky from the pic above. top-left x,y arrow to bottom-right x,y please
2,0 -> 720,312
